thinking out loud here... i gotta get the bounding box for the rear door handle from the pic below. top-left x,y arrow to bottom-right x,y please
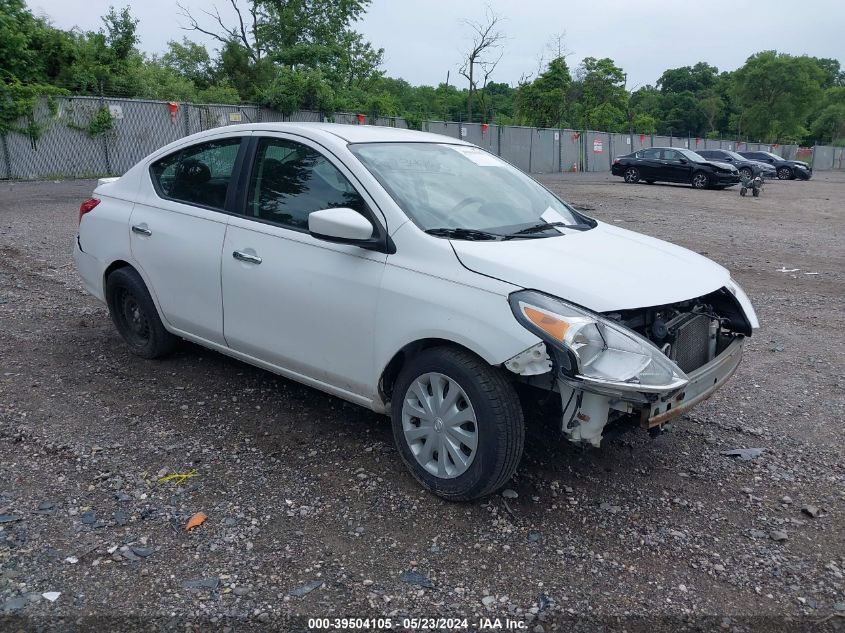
232,251 -> 262,265
131,225 -> 151,236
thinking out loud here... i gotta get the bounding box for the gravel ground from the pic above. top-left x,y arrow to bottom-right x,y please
0,171 -> 843,632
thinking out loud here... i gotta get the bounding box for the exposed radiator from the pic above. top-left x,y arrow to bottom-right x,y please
666,313 -> 713,373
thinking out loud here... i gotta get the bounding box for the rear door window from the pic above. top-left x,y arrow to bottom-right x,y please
151,138 -> 242,210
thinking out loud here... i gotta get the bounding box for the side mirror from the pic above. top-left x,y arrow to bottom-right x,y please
309,207 -> 375,245
724,157 -> 733,161
679,158 -> 688,164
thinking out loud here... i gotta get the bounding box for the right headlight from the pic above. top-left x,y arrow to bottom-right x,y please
509,290 -> 688,393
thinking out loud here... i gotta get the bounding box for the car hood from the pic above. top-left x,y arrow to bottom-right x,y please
707,160 -> 738,172
452,222 -> 730,312
787,160 -> 810,168
751,160 -> 776,170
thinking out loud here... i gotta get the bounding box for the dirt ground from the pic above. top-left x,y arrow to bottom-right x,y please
0,171 -> 843,632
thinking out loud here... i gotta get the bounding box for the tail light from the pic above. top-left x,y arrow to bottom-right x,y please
613,158 -> 620,165
79,198 -> 100,225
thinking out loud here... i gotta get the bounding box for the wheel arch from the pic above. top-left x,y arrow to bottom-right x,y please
377,337 -> 504,407
102,259 -> 171,331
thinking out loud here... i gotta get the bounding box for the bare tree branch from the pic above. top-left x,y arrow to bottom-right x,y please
459,6 -> 505,122
177,0 -> 261,62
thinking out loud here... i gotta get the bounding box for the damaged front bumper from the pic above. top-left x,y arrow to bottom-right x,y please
515,336 -> 744,447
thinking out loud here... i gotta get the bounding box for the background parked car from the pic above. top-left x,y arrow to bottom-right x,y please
611,147 -> 741,189
695,149 -> 777,180
737,151 -> 812,180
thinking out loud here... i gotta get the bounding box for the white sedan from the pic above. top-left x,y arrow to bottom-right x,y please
74,123 -> 758,500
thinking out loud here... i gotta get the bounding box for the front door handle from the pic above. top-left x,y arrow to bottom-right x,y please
131,225 -> 152,236
232,251 -> 262,265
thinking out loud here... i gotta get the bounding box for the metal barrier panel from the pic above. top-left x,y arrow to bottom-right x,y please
811,146 -> 832,169
424,121 -> 457,139
528,129 -> 557,173
834,147 -> 845,170
7,98 -> 108,179
653,136 -> 671,148
561,130 -> 580,171
0,136 -> 9,179
106,98 -> 186,174
611,133 -> 630,160
499,127 -> 532,172
581,131 -> 607,172
703,139 -> 722,150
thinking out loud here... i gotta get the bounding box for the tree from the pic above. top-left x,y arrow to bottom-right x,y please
458,7 -> 505,122
570,57 -> 627,131
161,38 -> 215,89
731,51 -> 826,141
514,57 -> 571,128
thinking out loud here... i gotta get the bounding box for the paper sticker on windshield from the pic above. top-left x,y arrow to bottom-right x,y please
444,144 -> 501,166
541,207 -> 568,233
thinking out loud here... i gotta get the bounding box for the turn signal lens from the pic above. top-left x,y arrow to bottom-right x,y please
523,306 -> 569,342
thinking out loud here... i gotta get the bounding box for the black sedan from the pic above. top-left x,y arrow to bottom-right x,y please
611,147 -> 741,189
737,151 -> 812,180
695,149 -> 776,180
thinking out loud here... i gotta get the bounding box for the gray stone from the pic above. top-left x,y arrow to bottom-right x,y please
400,571 -> 434,589
502,489 -> 518,499
80,511 -> 96,525
131,546 -> 153,558
481,595 -> 496,607
0,514 -> 23,524
770,530 -> 789,542
182,578 -> 220,590
801,505 -> 821,518
721,448 -> 764,461
289,580 -> 323,597
1,596 -> 27,612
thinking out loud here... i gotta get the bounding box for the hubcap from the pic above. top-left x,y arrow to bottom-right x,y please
625,168 -> 638,182
693,174 -> 707,188
401,372 -> 478,479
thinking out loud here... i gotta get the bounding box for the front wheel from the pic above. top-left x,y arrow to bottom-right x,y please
623,166 -> 640,183
106,267 -> 178,359
391,347 -> 524,501
777,167 -> 793,180
739,167 -> 753,180
691,171 -> 710,189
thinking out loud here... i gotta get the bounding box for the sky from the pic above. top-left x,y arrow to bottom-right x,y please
29,0 -> 845,89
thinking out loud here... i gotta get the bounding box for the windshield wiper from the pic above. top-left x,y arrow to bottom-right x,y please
425,227 -> 503,241
505,221 -> 592,237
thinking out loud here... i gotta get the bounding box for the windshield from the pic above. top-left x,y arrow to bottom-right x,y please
349,142 -> 586,236
677,148 -> 706,163
725,150 -> 746,161
761,151 -> 782,160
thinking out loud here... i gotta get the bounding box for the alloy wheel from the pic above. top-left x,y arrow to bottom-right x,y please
624,167 -> 639,183
777,167 -> 792,180
692,173 -> 709,189
401,372 -> 478,479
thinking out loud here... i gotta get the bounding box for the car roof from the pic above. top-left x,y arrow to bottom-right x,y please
189,122 -> 472,146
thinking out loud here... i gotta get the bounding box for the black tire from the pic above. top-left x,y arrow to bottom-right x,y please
623,166 -> 640,183
105,267 -> 178,359
739,167 -> 753,180
740,187 -> 747,196
390,346 -> 524,501
691,171 -> 710,189
777,166 -> 793,180
752,188 -> 760,197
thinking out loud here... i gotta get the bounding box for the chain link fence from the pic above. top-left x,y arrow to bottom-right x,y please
2,95 -> 843,179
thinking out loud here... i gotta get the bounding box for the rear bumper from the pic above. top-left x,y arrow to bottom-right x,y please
642,337 -> 744,428
73,237 -> 105,302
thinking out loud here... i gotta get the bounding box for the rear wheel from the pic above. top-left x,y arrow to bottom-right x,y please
691,171 -> 710,189
391,347 -> 524,501
623,167 -> 640,183
777,166 -> 793,180
106,267 -> 178,359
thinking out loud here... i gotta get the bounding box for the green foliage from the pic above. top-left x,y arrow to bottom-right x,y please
260,67 -> 336,115
514,57 -> 571,128
1,0 -> 842,148
70,105 -> 114,138
731,51 -> 825,141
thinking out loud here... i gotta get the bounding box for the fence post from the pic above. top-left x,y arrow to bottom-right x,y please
1,134 -> 11,179
183,103 -> 190,138
98,93 -> 112,175
528,129 -> 534,173
608,132 -> 613,169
